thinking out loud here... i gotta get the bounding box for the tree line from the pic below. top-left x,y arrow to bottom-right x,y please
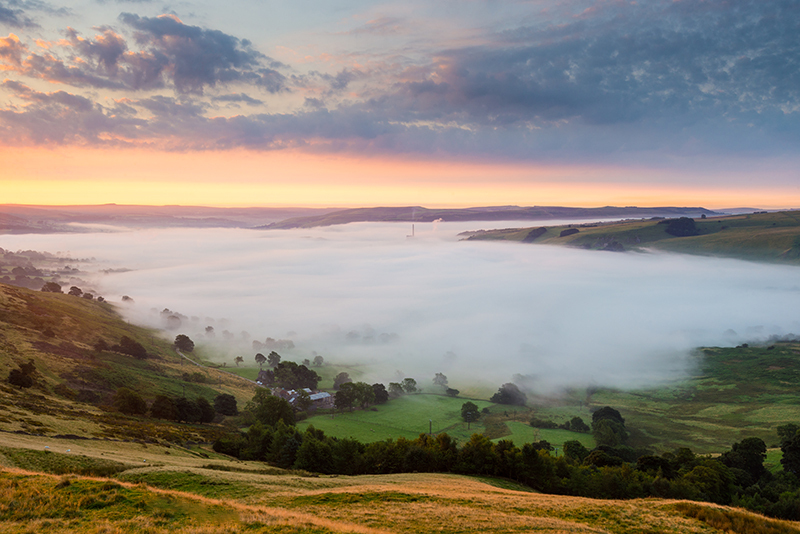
212,390 -> 800,521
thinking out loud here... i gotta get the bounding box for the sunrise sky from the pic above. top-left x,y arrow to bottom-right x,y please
1,0 -> 798,208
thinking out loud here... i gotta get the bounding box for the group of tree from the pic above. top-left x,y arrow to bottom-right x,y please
530,416 -> 590,433
334,382 -> 389,411
661,216 -> 700,237
214,394 -> 800,521
256,360 -> 321,390
67,286 -> 100,300
388,378 -> 418,397
111,387 -> 229,423
490,383 -> 527,406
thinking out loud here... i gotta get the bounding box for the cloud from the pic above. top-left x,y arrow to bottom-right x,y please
346,17 -> 406,36
118,13 -> 285,94
0,0 -> 798,164
0,2 -> 37,28
369,0 -> 800,130
0,0 -> 70,28
1,15 -> 289,94
0,32 -> 26,66
211,92 -> 264,106
4,222 -> 800,392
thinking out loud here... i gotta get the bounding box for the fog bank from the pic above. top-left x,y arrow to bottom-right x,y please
4,222 -> 799,392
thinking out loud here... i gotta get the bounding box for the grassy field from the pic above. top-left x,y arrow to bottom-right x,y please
465,210 -> 800,263
299,394 -> 497,442
579,342 -> 800,453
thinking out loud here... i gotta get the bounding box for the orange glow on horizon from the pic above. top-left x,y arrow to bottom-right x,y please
2,146 -> 799,210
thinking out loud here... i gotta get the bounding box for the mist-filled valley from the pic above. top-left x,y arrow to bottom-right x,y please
3,220 -> 800,393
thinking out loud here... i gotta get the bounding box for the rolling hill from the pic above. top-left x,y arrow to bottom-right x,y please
464,210 -> 800,263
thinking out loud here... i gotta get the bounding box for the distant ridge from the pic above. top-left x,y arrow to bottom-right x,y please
260,205 -> 719,229
0,204 -> 720,233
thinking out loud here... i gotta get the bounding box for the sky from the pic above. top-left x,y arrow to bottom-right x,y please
1,0 -> 799,207
4,222 -> 800,391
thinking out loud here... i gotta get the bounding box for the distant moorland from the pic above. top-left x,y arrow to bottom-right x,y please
464,210 -> 800,264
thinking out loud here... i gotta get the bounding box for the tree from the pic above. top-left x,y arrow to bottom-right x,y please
113,387 -> 147,415
41,281 -> 62,293
333,372 -> 352,390
150,395 -> 178,420
372,383 -> 389,404
352,382 -> 375,408
401,377 -> 417,394
115,336 -> 147,359
388,382 -> 404,397
234,356 -> 244,367
246,389 -> 295,426
592,406 -> 625,427
563,440 -> 589,462
175,397 -> 201,423
445,388 -> 460,397
313,355 -> 324,367
563,416 -> 590,433
461,401 -> 480,429
267,351 -> 281,368
255,353 -> 266,368
782,432 -> 800,476
214,393 -> 238,416
490,383 -> 526,406
720,437 -> 766,485
174,334 -> 194,352
68,286 -> 83,296
778,423 -> 800,446
433,372 -> 448,388
196,397 -> 215,423
592,419 -> 628,447
274,361 -> 321,390
335,383 -> 357,411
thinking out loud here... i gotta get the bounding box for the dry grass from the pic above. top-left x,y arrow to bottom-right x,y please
3,449 -> 800,534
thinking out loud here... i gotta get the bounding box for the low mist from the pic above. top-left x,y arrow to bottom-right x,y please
4,221 -> 800,393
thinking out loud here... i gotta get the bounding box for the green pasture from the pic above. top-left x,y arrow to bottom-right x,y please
583,343 -> 800,453
299,394 -> 495,443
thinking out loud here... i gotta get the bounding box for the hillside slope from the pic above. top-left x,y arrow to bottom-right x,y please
465,210 -> 800,263
0,282 -> 257,441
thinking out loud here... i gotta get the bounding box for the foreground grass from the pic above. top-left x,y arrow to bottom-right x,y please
3,461 -> 800,534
